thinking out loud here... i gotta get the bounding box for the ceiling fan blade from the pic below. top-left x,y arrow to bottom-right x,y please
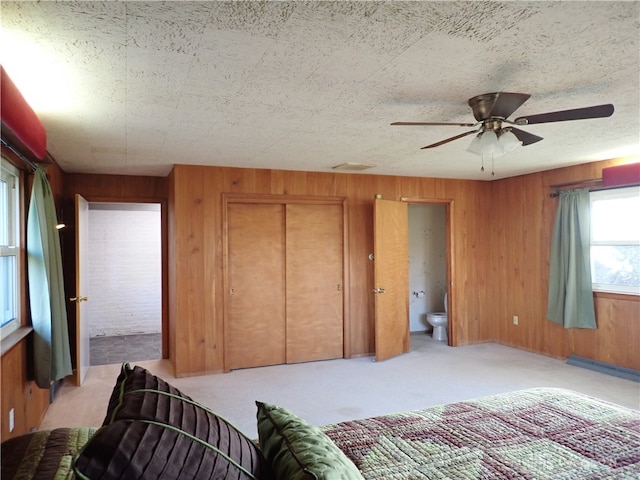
514,104 -> 614,125
391,121 -> 476,127
509,127 -> 543,146
420,130 -> 479,149
488,92 -> 531,119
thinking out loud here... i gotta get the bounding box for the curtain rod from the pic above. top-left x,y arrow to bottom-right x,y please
1,137 -> 40,172
549,178 -> 603,198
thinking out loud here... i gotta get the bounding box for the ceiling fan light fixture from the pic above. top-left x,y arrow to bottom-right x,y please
498,130 -> 522,154
479,130 -> 500,154
467,133 -> 484,155
467,130 -> 502,156
467,129 -> 523,158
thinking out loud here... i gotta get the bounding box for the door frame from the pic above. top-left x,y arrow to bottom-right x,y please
70,196 -> 169,370
222,193 -> 350,371
401,197 -> 455,346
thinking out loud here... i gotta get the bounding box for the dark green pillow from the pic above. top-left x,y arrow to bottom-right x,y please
256,401 -> 364,480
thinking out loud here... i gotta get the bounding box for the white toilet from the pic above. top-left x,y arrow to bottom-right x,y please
426,292 -> 448,342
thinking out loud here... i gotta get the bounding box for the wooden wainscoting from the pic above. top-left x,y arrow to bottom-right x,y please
1,334 -> 50,440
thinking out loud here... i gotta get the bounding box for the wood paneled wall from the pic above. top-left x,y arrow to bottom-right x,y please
168,165 -> 493,376
489,159 -> 640,370
1,337 -> 50,440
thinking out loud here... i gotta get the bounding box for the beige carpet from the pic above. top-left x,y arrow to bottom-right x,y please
41,335 -> 639,439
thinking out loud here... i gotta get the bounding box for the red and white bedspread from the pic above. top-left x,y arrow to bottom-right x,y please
322,388 -> 640,479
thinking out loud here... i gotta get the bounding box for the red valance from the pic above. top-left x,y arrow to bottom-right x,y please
602,162 -> 640,188
1,66 -> 47,160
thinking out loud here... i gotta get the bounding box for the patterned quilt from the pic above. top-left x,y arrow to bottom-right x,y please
321,388 -> 640,479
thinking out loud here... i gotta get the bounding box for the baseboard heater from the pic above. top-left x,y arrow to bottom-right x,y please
566,355 -> 640,383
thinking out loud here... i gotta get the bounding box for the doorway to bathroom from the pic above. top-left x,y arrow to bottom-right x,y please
85,202 -> 163,366
408,203 -> 448,338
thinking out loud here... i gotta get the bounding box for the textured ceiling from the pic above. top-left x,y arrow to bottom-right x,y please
1,1 -> 638,180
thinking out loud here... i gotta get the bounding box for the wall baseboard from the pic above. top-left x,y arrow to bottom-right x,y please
566,355 -> 640,383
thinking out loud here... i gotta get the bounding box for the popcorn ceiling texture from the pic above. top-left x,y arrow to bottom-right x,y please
2,1 -> 638,180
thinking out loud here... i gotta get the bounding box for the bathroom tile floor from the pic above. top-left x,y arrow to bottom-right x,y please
90,333 -> 162,366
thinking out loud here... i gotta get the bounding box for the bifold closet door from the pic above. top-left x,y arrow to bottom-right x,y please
285,204 -> 343,363
227,204 -> 285,370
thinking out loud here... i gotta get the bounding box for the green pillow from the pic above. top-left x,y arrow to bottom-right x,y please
256,401 -> 364,480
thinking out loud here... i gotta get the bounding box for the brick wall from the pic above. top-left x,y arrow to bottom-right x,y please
87,204 -> 161,337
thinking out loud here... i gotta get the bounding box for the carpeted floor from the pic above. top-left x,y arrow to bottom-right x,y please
41,334 -> 639,439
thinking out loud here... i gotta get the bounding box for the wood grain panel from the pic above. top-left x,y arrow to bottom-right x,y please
490,159 -> 639,369
166,159 -> 635,376
167,169 -> 177,368
226,203 -> 286,370
168,166 -> 493,374
285,203 -> 344,363
64,173 -> 167,200
374,198 -> 409,361
346,176 -> 376,356
1,336 -> 49,440
170,166 -> 206,375
203,168 -> 222,372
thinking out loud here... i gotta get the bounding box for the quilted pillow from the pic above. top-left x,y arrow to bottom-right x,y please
256,401 -> 364,480
74,363 -> 270,480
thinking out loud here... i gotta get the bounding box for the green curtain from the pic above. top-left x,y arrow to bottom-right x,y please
547,188 -> 597,329
27,167 -> 73,388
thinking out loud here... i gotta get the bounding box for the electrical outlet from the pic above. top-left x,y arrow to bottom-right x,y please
513,315 -> 519,326
9,408 -> 15,432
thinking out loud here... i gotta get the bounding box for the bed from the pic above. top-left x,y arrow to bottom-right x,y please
321,388 -> 640,479
2,364 -> 639,479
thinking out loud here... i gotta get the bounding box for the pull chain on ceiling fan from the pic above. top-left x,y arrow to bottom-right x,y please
392,92 -> 614,161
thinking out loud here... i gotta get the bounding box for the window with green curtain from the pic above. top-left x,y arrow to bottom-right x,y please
547,188 -> 597,329
27,166 -> 72,388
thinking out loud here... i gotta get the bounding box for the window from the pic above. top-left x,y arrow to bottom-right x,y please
1,157 -> 21,337
590,186 -> 640,295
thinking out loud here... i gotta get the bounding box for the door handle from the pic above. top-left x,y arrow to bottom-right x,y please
70,296 -> 88,302
372,288 -> 386,294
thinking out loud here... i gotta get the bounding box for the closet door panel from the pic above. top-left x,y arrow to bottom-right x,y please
286,204 -> 343,363
227,204 -> 285,369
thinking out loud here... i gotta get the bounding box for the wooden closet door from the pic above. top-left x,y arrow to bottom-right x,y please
227,204 -> 285,370
286,204 -> 343,363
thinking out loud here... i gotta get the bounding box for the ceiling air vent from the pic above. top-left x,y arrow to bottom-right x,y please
331,162 -> 376,171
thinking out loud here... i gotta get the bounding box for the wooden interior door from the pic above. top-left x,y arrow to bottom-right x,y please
285,203 -> 343,363
373,198 -> 409,361
73,194 -> 90,386
226,204 -> 286,370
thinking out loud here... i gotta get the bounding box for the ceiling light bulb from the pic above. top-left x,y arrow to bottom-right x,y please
498,130 -> 522,154
479,130 -> 500,155
467,133 -> 484,155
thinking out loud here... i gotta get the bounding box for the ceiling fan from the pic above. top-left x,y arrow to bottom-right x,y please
391,92 -> 614,155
